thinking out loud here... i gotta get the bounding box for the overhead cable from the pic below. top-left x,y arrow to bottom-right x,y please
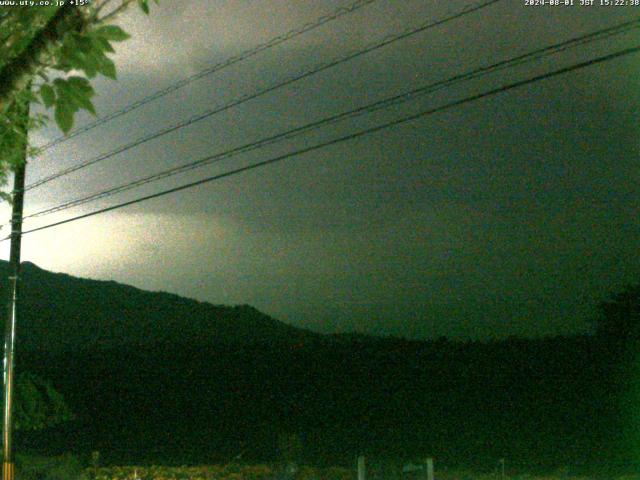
32,0 -> 380,152
22,17 -> 640,220
12,44 -> 639,239
24,0 -> 502,191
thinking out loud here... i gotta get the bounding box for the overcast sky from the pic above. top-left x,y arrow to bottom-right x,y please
2,0 -> 638,340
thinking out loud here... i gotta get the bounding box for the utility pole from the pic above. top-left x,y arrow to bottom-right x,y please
2,95 -> 29,480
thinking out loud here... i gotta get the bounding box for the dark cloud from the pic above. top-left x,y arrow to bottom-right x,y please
10,0 -> 640,340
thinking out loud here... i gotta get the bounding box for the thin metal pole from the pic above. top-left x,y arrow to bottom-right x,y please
2,97 -> 28,480
357,456 -> 365,480
425,458 -> 433,480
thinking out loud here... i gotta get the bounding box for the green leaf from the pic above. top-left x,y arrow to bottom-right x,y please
39,84 -> 55,108
21,89 -> 40,104
81,62 -> 99,79
53,77 -> 96,116
88,35 -> 115,53
66,76 -> 93,95
54,103 -> 74,134
81,51 -> 103,78
65,77 -> 96,115
56,33 -> 108,79
52,60 -> 73,73
97,56 -> 117,80
137,0 -> 150,14
93,25 -> 130,42
59,43 -> 98,78
52,78 -> 68,93
74,34 -> 94,54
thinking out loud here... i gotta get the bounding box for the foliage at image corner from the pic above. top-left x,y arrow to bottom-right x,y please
16,452 -> 86,480
0,0 -> 158,193
0,372 -> 74,431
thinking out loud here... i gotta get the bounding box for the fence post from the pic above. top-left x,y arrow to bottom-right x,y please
425,458 -> 433,480
357,456 -> 366,480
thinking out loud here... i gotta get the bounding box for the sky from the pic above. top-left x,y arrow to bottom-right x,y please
1,0 -> 638,340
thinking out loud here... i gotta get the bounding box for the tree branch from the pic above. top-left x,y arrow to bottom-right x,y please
96,0 -> 136,24
88,0 -> 116,23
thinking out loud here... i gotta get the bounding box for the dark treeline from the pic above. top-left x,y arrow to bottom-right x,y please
2,262 -> 639,473
14,334 -> 639,472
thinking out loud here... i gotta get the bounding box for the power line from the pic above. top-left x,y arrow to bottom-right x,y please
26,0 -> 501,190
24,0 -> 502,191
12,44 -> 639,239
33,0 -> 379,153
21,17 -> 640,221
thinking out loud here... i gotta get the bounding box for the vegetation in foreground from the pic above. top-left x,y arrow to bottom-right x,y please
83,464 -> 640,480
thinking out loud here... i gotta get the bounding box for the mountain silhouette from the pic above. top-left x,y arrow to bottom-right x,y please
0,261 -> 631,473
0,261 -> 315,352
